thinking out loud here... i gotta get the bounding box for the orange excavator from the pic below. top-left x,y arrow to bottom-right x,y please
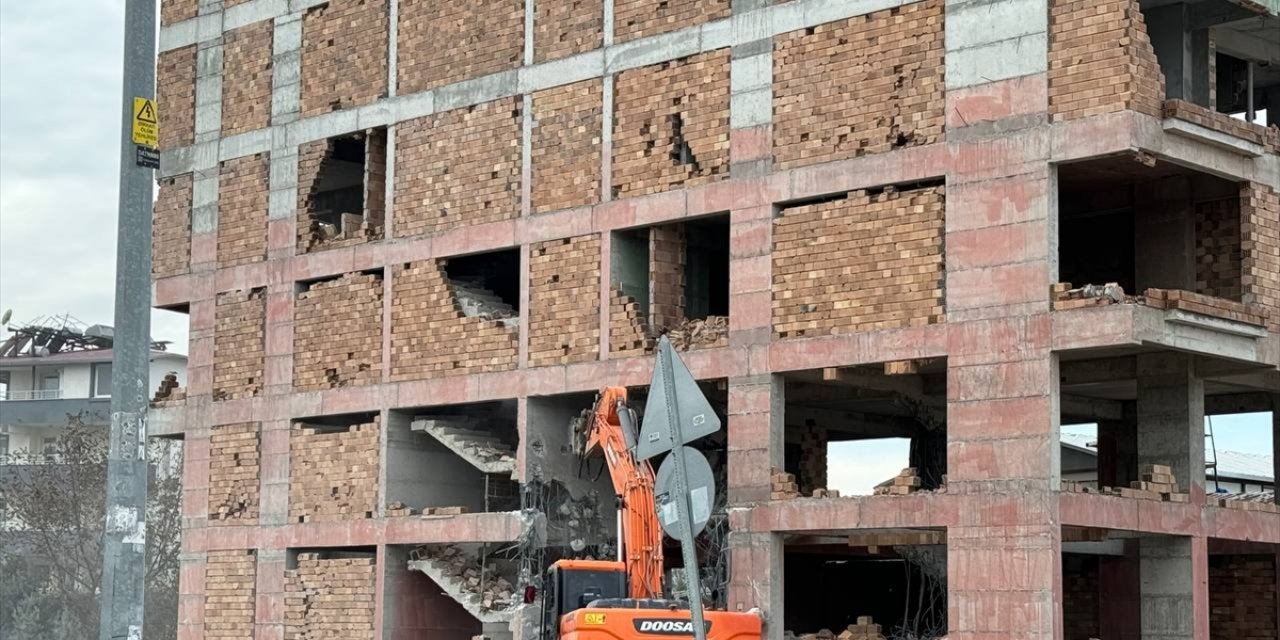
539,387 -> 762,640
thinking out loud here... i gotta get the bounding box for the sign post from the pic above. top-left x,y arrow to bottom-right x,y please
638,336 -> 722,640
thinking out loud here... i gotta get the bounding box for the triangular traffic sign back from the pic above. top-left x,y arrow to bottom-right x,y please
636,337 -> 721,461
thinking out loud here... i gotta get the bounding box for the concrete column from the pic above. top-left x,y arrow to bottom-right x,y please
726,375 -> 784,505
1138,535 -> 1206,640
1135,176 -> 1196,293
1146,4 -> 1192,102
176,551 -> 207,640
255,548 -> 287,640
725,531 -> 783,640
1135,353 -> 1204,494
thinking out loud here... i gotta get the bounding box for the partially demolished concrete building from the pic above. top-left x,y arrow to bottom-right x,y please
151,0 -> 1280,638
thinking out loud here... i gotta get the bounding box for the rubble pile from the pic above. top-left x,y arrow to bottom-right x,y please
305,214 -> 383,252
664,315 -> 729,350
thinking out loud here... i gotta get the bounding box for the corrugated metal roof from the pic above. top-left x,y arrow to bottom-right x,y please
1059,432 -> 1273,483
0,349 -> 183,365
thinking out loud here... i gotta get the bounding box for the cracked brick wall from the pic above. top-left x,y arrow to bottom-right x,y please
390,260 -> 518,379
205,550 -> 256,639
773,0 -> 944,171
222,22 -> 273,135
773,185 -> 946,338
285,554 -> 376,640
534,0 -> 603,63
1048,0 -> 1165,121
289,419 -> 380,523
157,45 -> 196,150
208,423 -> 260,526
614,0 -> 730,43
1194,196 -> 1242,302
612,50 -> 731,199
395,98 -> 522,236
1208,554 -> 1277,640
648,224 -> 686,332
610,290 -> 653,356
160,0 -> 197,26
294,272 -> 384,391
153,173 -> 192,279
397,0 -> 523,93
214,288 -> 265,401
531,80 -> 603,214
529,235 -> 601,366
217,153 -> 269,268
300,0 -> 388,117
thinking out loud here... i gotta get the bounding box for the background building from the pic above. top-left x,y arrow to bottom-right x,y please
150,0 -> 1280,638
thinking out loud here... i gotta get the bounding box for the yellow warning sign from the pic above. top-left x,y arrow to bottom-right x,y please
132,97 -> 158,147
584,613 -> 606,625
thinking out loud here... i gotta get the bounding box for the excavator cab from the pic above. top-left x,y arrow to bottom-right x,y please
542,560 -> 628,635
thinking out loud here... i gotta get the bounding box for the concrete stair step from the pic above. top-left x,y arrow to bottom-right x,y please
411,418 -> 517,475
407,557 -> 515,625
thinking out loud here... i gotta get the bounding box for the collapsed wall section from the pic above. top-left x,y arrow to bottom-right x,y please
1209,554 -> 1277,640
204,550 -> 257,640
613,0 -> 730,43
529,235 -> 601,366
533,0 -> 603,63
214,288 -> 265,401
612,50 -> 731,199
208,423 -> 260,526
395,99 -> 522,237
390,260 -> 518,379
296,130 -> 387,254
285,553 -> 376,640
157,45 -> 196,150
221,21 -> 273,136
773,0 -> 945,170
153,173 -> 192,279
300,0 -> 389,117
293,272 -> 384,391
217,153 -> 270,268
773,185 -> 946,338
531,80 -> 603,214
289,417 -> 380,523
1048,0 -> 1165,121
396,0 -> 523,93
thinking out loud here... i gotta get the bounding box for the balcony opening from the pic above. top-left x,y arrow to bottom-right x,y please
1055,156 -> 1269,327
298,127 -> 387,253
784,529 -> 947,638
610,215 -> 730,355
780,360 -> 947,498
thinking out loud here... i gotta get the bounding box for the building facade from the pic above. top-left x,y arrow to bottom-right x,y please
152,0 -> 1280,638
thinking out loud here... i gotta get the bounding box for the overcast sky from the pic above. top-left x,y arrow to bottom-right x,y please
0,0 -> 188,353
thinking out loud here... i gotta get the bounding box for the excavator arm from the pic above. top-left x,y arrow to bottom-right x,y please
581,387 -> 665,599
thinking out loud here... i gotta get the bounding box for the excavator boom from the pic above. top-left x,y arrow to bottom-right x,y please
583,387 -> 665,600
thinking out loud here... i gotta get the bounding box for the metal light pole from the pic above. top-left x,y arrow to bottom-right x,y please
99,0 -> 156,637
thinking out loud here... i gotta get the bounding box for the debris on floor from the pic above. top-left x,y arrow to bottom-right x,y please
664,315 -> 729,350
